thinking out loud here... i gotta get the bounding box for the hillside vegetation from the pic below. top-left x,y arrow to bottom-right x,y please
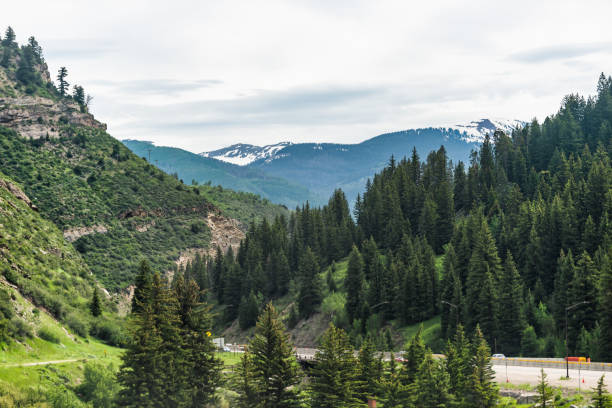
0,35 -> 287,291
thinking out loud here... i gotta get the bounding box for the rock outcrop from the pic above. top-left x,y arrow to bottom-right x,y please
63,225 -> 108,242
0,95 -> 106,139
0,178 -> 38,211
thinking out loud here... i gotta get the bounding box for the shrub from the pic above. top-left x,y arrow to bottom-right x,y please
90,320 -> 129,347
38,326 -> 61,344
76,362 -> 120,408
9,317 -> 33,339
65,313 -> 88,338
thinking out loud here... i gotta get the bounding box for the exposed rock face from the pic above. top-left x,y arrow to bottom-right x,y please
173,212 -> 245,270
205,212 -> 244,256
63,225 -> 108,242
0,95 -> 106,139
0,178 -> 38,211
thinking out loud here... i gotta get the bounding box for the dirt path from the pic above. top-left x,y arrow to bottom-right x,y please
0,358 -> 84,367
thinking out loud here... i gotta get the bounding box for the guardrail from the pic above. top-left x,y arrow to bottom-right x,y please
492,357 -> 612,372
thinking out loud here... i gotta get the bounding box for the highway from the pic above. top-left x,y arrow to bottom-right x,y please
493,362 -> 611,390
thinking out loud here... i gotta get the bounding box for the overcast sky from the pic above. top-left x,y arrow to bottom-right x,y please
3,0 -> 612,152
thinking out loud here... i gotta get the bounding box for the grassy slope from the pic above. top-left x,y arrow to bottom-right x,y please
0,282 -> 122,405
0,170 -> 121,338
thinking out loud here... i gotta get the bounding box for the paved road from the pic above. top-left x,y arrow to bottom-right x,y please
493,364 -> 611,390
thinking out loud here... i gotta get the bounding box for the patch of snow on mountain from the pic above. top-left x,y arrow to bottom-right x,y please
448,118 -> 525,143
200,142 -> 292,166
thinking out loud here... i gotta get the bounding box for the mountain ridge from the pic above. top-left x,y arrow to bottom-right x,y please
200,118 -> 525,166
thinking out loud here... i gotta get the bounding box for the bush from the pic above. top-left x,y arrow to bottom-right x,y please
46,385 -> 87,408
9,317 -> 33,339
65,313 -> 88,338
38,326 -> 61,344
76,362 -> 119,408
90,320 -> 129,347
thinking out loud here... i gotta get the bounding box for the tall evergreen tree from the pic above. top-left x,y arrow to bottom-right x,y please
310,324 -> 363,408
497,252 -> 525,355
90,288 -> 102,317
297,247 -> 322,318
357,336 -> 380,401
599,251 -> 612,361
174,275 -> 222,407
466,326 -> 498,408
345,246 -> 365,323
132,259 -> 152,314
248,303 -> 303,408
400,325 -> 427,385
117,273 -> 184,407
57,66 -> 69,96
415,353 -> 455,408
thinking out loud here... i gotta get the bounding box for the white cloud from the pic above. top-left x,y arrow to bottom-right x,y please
2,0 -> 612,151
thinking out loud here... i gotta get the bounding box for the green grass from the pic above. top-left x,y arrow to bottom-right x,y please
216,351 -> 242,367
397,315 -> 443,350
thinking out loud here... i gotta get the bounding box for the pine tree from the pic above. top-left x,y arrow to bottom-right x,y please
415,352 -> 455,408
239,291 -> 261,330
327,262 -> 337,292
248,303 -> 303,408
73,85 -> 85,106
310,324 -> 363,408
57,67 -> 69,96
445,325 -> 472,402
131,259 -> 152,314
400,325 -> 427,385
466,326 -> 498,408
379,353 -> 408,408
600,251 -> 612,361
520,325 -> 539,357
90,289 -> 102,317
232,353 -> 259,408
2,27 -> 16,47
174,275 -> 222,406
535,369 -> 554,408
117,273 -> 184,407
357,336 -> 380,401
345,246 -> 365,323
592,375 -> 612,408
497,252 -> 525,355
297,247 -> 322,318
465,220 -> 500,345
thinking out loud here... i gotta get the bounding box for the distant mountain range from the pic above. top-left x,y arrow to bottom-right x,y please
124,119 -> 524,208
200,119 -> 523,166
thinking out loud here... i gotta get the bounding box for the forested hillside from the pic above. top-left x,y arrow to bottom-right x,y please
0,31 -> 286,291
210,74 -> 612,360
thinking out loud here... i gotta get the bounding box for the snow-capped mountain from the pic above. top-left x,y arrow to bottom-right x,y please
201,118 -> 524,167
200,142 -> 292,166
445,118 -> 526,143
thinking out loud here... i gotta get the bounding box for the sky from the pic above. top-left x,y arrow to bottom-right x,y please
3,0 -> 612,152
